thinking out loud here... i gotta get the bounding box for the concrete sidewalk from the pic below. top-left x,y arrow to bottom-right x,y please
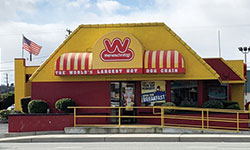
0,123 -> 8,138
1,134 -> 250,143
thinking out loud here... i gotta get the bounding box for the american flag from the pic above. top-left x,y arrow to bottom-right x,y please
22,35 -> 42,55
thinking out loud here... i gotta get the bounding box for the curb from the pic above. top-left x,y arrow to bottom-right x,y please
1,134 -> 250,143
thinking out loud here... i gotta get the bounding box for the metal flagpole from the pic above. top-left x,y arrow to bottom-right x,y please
218,30 -> 222,57
30,53 -> 32,61
22,34 -> 24,58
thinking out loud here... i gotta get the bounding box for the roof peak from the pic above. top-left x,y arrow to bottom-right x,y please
79,22 -> 166,28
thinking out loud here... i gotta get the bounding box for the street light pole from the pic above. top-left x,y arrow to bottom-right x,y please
238,46 -> 250,106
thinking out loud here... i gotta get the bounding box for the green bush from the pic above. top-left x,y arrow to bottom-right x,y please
179,100 -> 198,107
161,102 -> 176,114
0,92 -> 14,109
202,100 -> 224,109
0,109 -> 22,121
55,98 -> 76,113
226,104 -> 240,110
220,100 -> 238,108
28,100 -> 48,114
21,96 -> 31,113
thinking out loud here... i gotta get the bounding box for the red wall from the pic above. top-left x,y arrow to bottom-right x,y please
31,81 -> 110,113
9,113 -> 249,132
9,114 -> 73,132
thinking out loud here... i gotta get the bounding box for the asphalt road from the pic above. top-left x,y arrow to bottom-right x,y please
1,142 -> 250,150
0,123 -> 7,138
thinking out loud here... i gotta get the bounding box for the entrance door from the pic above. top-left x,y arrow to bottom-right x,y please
110,82 -> 136,124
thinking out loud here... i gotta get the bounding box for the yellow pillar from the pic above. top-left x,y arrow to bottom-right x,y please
14,58 -> 26,111
231,84 -> 245,109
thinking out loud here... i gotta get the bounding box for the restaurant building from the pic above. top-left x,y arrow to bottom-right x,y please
15,22 -> 246,117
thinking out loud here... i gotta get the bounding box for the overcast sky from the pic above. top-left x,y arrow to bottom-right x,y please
1,0 -> 250,84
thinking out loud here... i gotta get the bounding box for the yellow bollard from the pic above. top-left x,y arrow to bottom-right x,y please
237,112 -> 239,133
74,108 -> 76,127
201,110 -> 204,131
206,109 -> 209,129
161,107 -> 164,127
118,107 -> 121,127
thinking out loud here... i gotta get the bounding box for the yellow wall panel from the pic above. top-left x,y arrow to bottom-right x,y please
231,84 -> 245,109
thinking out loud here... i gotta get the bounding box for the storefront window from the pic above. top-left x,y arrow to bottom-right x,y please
206,81 -> 227,100
171,81 -> 198,106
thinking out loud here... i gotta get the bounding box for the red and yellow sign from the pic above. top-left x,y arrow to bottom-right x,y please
100,37 -> 135,62
93,31 -> 143,71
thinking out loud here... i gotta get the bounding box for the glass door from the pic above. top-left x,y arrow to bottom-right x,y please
110,82 -> 136,124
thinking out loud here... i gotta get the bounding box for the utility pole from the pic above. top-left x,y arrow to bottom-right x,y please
5,73 -> 9,93
65,28 -> 72,39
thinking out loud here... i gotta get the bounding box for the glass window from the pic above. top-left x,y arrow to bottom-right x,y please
206,81 -> 227,100
171,81 -> 198,106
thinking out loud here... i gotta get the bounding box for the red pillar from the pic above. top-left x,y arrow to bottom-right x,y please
166,81 -> 171,102
228,84 -> 232,100
136,81 -> 141,106
198,80 -> 204,107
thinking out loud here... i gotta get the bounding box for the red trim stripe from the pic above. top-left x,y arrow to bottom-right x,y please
85,53 -> 90,70
143,51 -> 145,69
78,53 -> 83,70
178,52 -> 182,69
163,51 -> 167,68
156,51 -> 160,69
70,53 -> 75,70
148,51 -> 153,68
63,53 -> 68,71
170,51 -> 175,68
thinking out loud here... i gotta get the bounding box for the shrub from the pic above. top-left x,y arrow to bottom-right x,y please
55,98 -> 76,113
21,96 -> 31,113
0,92 -> 14,110
28,100 -> 48,114
226,104 -> 240,110
179,100 -> 198,107
202,100 -> 223,109
0,109 -> 22,121
161,102 -> 176,114
220,100 -> 238,108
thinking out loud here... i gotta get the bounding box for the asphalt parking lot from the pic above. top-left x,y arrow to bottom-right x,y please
0,123 -> 8,138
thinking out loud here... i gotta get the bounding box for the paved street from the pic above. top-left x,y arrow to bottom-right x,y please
0,123 -> 8,138
1,142 -> 250,150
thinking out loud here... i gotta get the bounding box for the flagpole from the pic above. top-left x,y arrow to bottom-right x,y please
22,34 -> 24,58
30,53 -> 32,61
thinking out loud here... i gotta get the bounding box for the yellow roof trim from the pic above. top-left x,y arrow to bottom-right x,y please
221,80 -> 245,84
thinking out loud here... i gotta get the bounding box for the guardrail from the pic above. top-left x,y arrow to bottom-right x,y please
68,106 -> 250,133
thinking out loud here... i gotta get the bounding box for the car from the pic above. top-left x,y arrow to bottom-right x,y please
7,104 -> 15,110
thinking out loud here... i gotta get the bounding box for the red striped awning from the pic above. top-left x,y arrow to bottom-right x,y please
55,53 -> 92,75
144,50 -> 185,74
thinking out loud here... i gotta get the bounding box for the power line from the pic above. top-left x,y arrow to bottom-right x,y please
0,55 -> 49,64
0,29 -> 65,36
